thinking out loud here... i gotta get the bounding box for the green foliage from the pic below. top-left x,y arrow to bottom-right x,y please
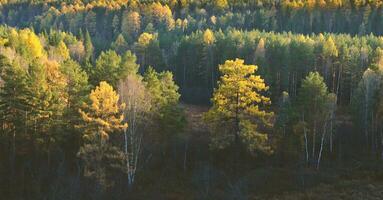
275,91 -> 291,135
84,29 -> 94,62
111,34 -> 128,55
144,66 -> 180,108
143,66 -> 185,150
91,50 -> 121,87
121,11 -> 141,41
298,72 -> 330,118
89,50 -> 139,88
295,72 -> 336,166
1,2 -> 383,198
204,58 -> 273,154
0,55 -> 30,135
120,51 -> 140,77
352,67 -> 382,148
323,37 -> 338,58
77,139 -> 126,197
60,59 -> 90,126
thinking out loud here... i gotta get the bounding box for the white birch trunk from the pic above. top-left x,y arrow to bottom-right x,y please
317,121 -> 328,170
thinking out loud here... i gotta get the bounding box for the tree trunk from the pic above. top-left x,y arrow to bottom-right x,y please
183,57 -> 187,90
330,117 -> 333,153
336,64 -> 342,104
210,47 -> 215,93
330,109 -> 334,153
332,64 -> 336,93
235,91 -> 240,143
124,127 -> 128,165
380,126 -> 383,160
11,128 -> 15,178
317,121 -> 328,170
365,91 -> 369,150
312,120 -> 317,162
183,138 -> 189,172
303,114 -> 309,165
304,131 -> 309,165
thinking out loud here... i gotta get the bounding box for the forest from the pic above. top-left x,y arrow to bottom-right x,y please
0,0 -> 383,199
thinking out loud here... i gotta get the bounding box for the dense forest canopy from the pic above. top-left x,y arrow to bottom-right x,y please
0,0 -> 383,199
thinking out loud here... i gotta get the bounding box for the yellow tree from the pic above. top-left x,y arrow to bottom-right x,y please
79,81 -> 127,144
203,29 -> 215,93
136,32 -> 154,67
214,0 -> 228,11
204,59 -> 273,154
48,41 -> 70,62
322,36 -> 339,93
8,28 -> 44,60
22,29 -> 44,59
254,38 -> 266,63
77,81 -> 127,194
149,2 -> 174,30
121,11 -> 141,40
137,32 -> 154,47
203,29 -> 215,45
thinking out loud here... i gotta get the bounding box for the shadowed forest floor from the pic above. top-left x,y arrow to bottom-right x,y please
269,180 -> 383,200
130,104 -> 383,200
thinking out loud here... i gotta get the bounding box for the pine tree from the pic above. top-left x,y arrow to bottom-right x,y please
91,50 -> 122,88
136,32 -> 154,68
120,50 -> 139,77
136,33 -> 165,71
203,29 -> 215,94
121,11 -> 141,41
78,81 -> 127,195
275,91 -> 291,136
60,59 -> 90,127
322,36 -> 339,93
56,41 -> 70,61
144,66 -> 180,108
111,34 -> 128,55
204,58 -> 273,154
27,60 -> 67,163
214,0 -> 228,11
84,30 -> 94,62
49,41 -> 70,62
0,55 -> 30,179
84,11 -> 97,36
112,14 -> 121,37
78,81 -> 127,143
142,67 -> 185,166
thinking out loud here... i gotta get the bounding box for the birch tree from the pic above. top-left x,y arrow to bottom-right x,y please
297,72 -> 335,167
118,74 -> 151,187
354,68 -> 381,153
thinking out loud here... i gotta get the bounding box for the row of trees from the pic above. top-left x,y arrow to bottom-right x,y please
2,24 -> 383,152
1,23 -> 383,198
2,23 -> 382,156
17,27 -> 377,110
172,29 -> 383,104
204,60 -> 333,168
0,26 -> 185,199
206,57 -> 383,170
1,0 -> 383,11
2,0 -> 383,50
